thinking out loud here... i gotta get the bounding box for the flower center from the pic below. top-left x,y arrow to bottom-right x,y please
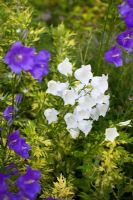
24,179 -> 35,184
112,54 -> 120,58
15,54 -> 23,61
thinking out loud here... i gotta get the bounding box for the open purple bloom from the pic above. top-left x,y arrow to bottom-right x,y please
118,1 -> 131,18
0,173 -> 8,193
3,105 -> 13,122
4,41 -> 35,74
116,29 -> 133,52
104,46 -> 123,67
8,130 -> 31,159
34,50 -> 51,64
16,166 -> 41,199
127,0 -> 133,7
124,9 -> 133,27
29,50 -> 50,81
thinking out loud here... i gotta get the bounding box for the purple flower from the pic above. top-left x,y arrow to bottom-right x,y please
116,29 -> 133,52
127,0 -> 133,7
104,46 -> 123,67
15,94 -> 23,105
0,192 -> 16,200
3,105 -> 13,122
16,166 -> 41,199
118,1 -> 131,18
0,173 -> 8,193
4,41 -> 35,74
29,50 -> 51,81
29,63 -> 49,81
8,130 -> 31,159
34,50 -> 51,64
124,9 -> 133,27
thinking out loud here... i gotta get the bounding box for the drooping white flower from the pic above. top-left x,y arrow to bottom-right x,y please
68,128 -> 79,139
91,74 -> 108,94
91,93 -> 109,105
78,94 -> 96,109
44,108 -> 59,124
74,106 -> 91,121
64,113 -> 78,129
90,108 -> 99,121
57,58 -> 72,76
62,89 -> 78,105
105,127 -> 119,142
96,104 -> 109,117
74,65 -> 93,85
78,120 -> 92,136
46,80 -> 69,97
117,120 -> 132,127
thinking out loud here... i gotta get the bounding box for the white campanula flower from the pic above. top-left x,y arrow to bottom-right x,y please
90,108 -> 99,121
62,89 -> 78,105
44,108 -> 59,124
74,105 -> 91,121
117,120 -> 132,127
78,94 -> 96,109
96,104 -> 109,117
57,58 -> 72,76
74,65 -> 93,85
91,74 -> 108,94
68,128 -> 79,139
78,120 -> 92,136
46,80 -> 69,97
91,92 -> 110,105
64,113 -> 78,129
105,127 -> 119,142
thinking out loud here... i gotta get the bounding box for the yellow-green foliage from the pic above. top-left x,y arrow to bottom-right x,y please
52,174 -> 74,199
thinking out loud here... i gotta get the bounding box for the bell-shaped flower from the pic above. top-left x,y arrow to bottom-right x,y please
62,89 -> 78,105
44,108 -> 59,124
64,113 -> 78,129
46,80 -> 69,97
74,65 -> 93,85
74,106 -> 91,121
118,1 -> 131,18
68,128 -> 79,139
96,104 -> 109,117
117,120 -> 132,127
104,46 -> 123,67
91,74 -> 108,94
105,127 -> 119,142
57,58 -> 72,76
78,94 -> 96,109
90,108 -> 99,121
78,120 -> 92,136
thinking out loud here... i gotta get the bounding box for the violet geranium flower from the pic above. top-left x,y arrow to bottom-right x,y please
104,46 -> 123,67
118,1 -> 131,18
16,166 -> 41,199
7,130 -> 31,159
29,50 -> 51,81
127,0 -> 133,7
124,9 -> 133,28
4,41 -> 35,74
116,29 -> 133,52
3,105 -> 13,122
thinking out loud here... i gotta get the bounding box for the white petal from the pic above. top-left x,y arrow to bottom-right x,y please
62,89 -> 78,105
64,113 -> 78,129
96,104 -> 109,117
74,106 -> 91,121
90,108 -> 99,121
117,120 -> 132,127
91,74 -> 108,94
68,128 -> 79,139
105,128 -> 119,142
57,58 -> 72,76
44,108 -> 59,124
74,65 -> 93,85
47,80 -> 69,97
78,120 -> 92,136
78,94 -> 96,109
